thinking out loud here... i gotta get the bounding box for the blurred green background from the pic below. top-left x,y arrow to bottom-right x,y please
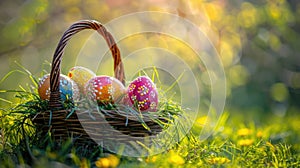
0,0 -> 300,117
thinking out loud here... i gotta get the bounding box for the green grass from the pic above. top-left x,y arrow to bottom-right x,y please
1,95 -> 299,167
0,66 -> 300,167
116,111 -> 300,168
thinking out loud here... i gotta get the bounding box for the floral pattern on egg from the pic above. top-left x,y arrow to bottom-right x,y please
127,76 -> 158,112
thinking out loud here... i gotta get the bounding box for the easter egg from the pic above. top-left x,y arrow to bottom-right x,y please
85,75 -> 126,105
111,77 -> 127,102
120,94 -> 132,107
127,76 -> 158,112
38,74 -> 80,102
68,66 -> 96,93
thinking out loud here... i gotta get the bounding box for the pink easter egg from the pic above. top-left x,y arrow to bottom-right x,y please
127,76 -> 158,112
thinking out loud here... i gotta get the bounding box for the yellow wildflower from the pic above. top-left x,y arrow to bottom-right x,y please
238,139 -> 254,146
196,159 -> 204,166
197,116 -> 208,125
9,120 -> 14,125
145,156 -> 157,163
237,128 -> 252,136
208,157 -> 231,164
168,151 -> 185,165
256,131 -> 263,138
95,155 -> 119,168
95,158 -> 110,168
107,155 -> 120,168
194,116 -> 208,128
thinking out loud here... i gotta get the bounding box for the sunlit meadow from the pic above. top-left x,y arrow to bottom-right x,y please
1,0 -> 300,167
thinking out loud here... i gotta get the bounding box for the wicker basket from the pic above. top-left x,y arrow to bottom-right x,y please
32,20 -> 166,145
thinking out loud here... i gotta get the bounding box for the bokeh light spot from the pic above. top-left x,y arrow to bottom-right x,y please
228,65 -> 249,86
220,41 -> 234,67
64,7 -> 82,22
291,73 -> 300,89
203,3 -> 222,21
238,2 -> 258,28
270,83 -> 289,102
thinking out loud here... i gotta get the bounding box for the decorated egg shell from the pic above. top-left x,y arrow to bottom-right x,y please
38,74 -> 80,101
68,66 -> 96,93
127,76 -> 158,112
120,94 -> 133,107
85,75 -> 126,105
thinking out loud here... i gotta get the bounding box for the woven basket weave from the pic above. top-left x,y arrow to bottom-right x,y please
32,20 -> 165,144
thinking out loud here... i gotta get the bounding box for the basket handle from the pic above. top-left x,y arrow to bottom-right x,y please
49,20 -> 125,108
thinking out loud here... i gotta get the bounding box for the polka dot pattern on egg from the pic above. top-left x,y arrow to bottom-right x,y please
127,76 -> 158,112
85,76 -> 126,105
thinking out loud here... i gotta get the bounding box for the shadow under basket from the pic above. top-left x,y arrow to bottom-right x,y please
32,20 -> 169,145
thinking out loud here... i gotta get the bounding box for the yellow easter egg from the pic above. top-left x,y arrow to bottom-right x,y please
68,66 -> 96,93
